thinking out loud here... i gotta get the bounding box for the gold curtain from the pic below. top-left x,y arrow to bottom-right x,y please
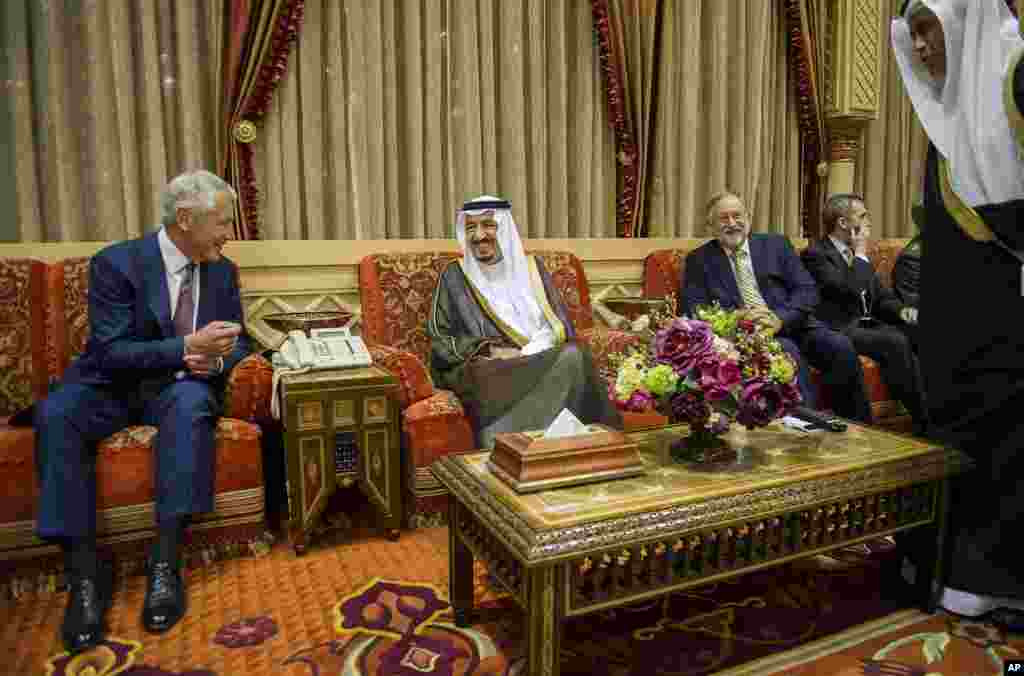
855,0 -> 928,237
256,0 -> 617,240
646,0 -> 803,238
2,0 -> 223,242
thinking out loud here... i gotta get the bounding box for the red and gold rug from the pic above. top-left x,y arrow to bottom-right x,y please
2,527 -> 1021,676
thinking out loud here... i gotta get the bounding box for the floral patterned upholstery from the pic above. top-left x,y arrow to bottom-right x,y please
641,243 -> 915,427
0,258 -> 49,417
0,255 -> 273,564
0,419 -> 262,542
358,249 -> 635,525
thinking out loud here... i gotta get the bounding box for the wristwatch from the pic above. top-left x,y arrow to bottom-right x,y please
215,356 -> 225,374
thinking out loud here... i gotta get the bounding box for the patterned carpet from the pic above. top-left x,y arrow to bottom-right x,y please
2,524 -> 1022,676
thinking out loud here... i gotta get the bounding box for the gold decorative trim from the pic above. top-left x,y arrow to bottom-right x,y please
333,399 -> 356,427
232,119 -> 257,144
297,400 -> 324,431
1004,46 -> 1024,155
457,260 -> 529,347
937,159 -> 996,242
1,488 -> 265,554
363,395 -> 388,424
300,436 -> 328,526
363,428 -> 390,508
542,575 -> 555,676
527,256 -> 568,344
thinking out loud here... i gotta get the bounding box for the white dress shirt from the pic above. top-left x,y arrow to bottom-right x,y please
158,227 -> 200,331
158,228 -> 223,375
828,235 -> 870,265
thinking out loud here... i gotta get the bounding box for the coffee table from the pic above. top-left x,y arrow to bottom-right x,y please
431,422 -> 971,676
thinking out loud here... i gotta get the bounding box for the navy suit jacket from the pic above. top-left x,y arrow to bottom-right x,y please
800,237 -> 904,332
679,233 -> 819,336
63,231 -> 251,392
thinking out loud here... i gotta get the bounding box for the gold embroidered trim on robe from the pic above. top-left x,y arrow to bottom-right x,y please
526,256 -> 568,344
457,260 -> 530,347
1004,46 -> 1024,156
938,157 -> 996,242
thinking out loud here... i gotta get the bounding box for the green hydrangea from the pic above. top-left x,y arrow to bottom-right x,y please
768,354 -> 796,384
642,364 -> 679,397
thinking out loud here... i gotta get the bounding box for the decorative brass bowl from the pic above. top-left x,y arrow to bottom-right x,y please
601,296 -> 669,322
262,311 -> 352,336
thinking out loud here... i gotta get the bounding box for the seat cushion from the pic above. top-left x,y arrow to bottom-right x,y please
0,418 -> 262,528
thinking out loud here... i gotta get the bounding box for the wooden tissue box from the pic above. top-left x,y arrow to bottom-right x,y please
487,424 -> 644,493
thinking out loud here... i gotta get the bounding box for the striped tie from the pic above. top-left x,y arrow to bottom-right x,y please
731,248 -> 768,309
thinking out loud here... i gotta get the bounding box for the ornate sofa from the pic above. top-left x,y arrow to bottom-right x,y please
0,256 -> 274,591
358,251 -> 639,527
641,239 -> 912,429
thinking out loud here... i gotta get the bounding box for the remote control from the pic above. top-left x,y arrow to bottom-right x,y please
790,406 -> 848,432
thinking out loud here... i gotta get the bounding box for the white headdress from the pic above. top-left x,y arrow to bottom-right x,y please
892,0 -> 1024,206
455,195 -> 549,340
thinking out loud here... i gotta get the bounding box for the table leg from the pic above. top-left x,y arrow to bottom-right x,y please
449,499 -> 474,627
916,478 -> 952,613
525,565 -> 561,676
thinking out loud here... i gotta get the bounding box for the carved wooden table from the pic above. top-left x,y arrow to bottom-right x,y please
432,422 -> 972,676
281,366 -> 402,554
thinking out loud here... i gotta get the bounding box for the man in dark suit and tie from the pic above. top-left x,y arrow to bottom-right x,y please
801,193 -> 926,433
34,170 -> 249,653
680,191 -> 872,423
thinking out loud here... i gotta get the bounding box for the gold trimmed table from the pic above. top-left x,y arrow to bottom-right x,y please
281,366 -> 403,554
432,422 -> 971,676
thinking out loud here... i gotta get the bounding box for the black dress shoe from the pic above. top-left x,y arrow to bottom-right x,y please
61,565 -> 112,655
142,559 -> 186,634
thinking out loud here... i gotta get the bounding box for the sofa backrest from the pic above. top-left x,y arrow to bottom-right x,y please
358,250 -> 595,367
642,238 -> 912,302
0,258 -> 50,416
47,257 -> 92,380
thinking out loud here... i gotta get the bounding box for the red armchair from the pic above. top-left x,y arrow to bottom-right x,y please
358,250 -> 639,527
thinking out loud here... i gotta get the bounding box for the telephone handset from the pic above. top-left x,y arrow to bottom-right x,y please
275,328 -> 373,370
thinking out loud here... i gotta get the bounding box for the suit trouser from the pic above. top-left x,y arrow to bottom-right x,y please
34,379 -> 219,540
845,324 -> 927,425
778,324 -> 873,423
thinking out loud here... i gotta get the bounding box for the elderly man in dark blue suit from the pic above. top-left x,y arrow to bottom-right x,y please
34,170 -> 249,653
679,191 -> 871,423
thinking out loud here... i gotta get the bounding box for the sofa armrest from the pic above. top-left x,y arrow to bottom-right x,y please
224,353 -> 273,423
367,344 -> 435,409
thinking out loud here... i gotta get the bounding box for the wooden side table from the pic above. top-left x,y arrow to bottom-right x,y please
280,365 -> 402,554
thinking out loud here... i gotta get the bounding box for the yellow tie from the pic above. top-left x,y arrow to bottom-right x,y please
732,248 -> 768,309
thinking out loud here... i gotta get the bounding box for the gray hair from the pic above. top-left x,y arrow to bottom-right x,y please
160,170 -> 237,226
822,193 -> 864,232
704,190 -> 745,225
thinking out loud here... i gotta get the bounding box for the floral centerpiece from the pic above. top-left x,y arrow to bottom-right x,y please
608,301 -> 802,462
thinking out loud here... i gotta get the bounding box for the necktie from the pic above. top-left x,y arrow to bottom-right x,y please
842,248 -> 854,267
731,249 -> 768,309
174,263 -> 195,336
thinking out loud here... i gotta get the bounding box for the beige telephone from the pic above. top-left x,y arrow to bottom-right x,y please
275,328 -> 372,370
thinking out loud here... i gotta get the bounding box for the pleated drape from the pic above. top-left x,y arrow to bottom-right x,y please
855,0 -> 929,237
256,0 -> 617,240
646,0 -> 803,238
2,0 -> 222,242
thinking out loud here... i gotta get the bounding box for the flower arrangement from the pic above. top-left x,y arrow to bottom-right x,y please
609,302 -> 802,459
